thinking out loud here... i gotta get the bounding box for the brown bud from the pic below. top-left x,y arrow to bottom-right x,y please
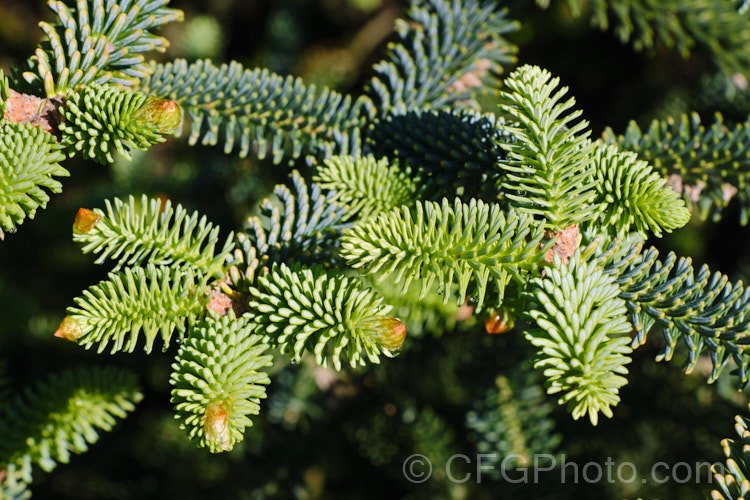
543,224 -> 581,264
72,208 -> 102,234
54,316 -> 82,342
376,316 -> 406,353
134,97 -> 182,134
485,308 -> 515,334
206,289 -> 234,317
203,402 -> 231,451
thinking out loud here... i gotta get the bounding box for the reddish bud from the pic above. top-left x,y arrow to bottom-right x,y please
376,316 -> 406,353
72,208 -> 102,234
485,308 -> 515,334
203,402 -> 231,451
135,97 -> 182,134
54,316 -> 82,342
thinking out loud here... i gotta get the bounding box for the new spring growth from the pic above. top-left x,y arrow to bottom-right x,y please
133,97 -> 182,134
376,317 -> 406,353
54,316 -> 82,342
72,208 -> 102,234
204,401 -> 231,452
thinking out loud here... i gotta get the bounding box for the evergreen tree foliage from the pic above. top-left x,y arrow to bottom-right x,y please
341,198 -> 549,308
240,171 -> 350,275
72,194 -> 233,274
711,404 -> 750,500
4,0 -> 750,497
0,366 -> 141,484
536,0 -> 750,75
603,111 -> 750,223
497,64 -> 597,229
59,84 -> 181,164
61,264 -> 206,354
0,476 -> 30,500
598,238 -> 750,386
313,155 -> 422,220
16,0 -> 183,96
466,369 -> 561,470
370,277 -> 468,337
222,170 -> 353,301
524,253 -> 633,425
367,109 -> 509,199
593,145 -> 691,237
170,313 -> 272,453
249,263 -> 404,370
136,59 -> 373,163
0,122 -> 67,239
366,0 -> 519,114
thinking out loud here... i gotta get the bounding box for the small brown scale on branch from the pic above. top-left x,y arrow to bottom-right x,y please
543,224 -> 581,264
206,278 -> 250,318
3,89 -> 64,137
447,57 -> 492,94
666,173 -> 738,205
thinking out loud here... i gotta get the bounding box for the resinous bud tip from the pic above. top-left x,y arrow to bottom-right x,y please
54,316 -> 82,342
135,96 -> 182,134
377,316 -> 406,353
204,402 -> 231,452
485,308 -> 515,334
72,208 -> 102,234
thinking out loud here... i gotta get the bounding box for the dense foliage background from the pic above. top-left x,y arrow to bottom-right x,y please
2,0 -> 750,498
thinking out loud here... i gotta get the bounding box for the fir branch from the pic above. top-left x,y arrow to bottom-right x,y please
170,313 -> 272,453
72,194 -> 233,274
369,277 -> 465,338
345,404 -> 457,474
228,171 -> 350,293
366,0 -> 518,114
710,405 -> 750,499
0,122 -> 68,240
537,0 -> 750,75
593,144 -> 691,237
58,264 -> 207,354
16,0 -> 183,96
524,253 -> 633,425
0,366 -> 141,483
366,109 -> 510,199
602,112 -> 750,224
340,198 -> 549,308
59,84 -> 181,164
598,239 -> 750,386
249,263 -> 405,370
135,59 -> 373,163
466,369 -> 561,469
313,155 -> 422,220
0,475 -> 29,500
498,65 -> 598,229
